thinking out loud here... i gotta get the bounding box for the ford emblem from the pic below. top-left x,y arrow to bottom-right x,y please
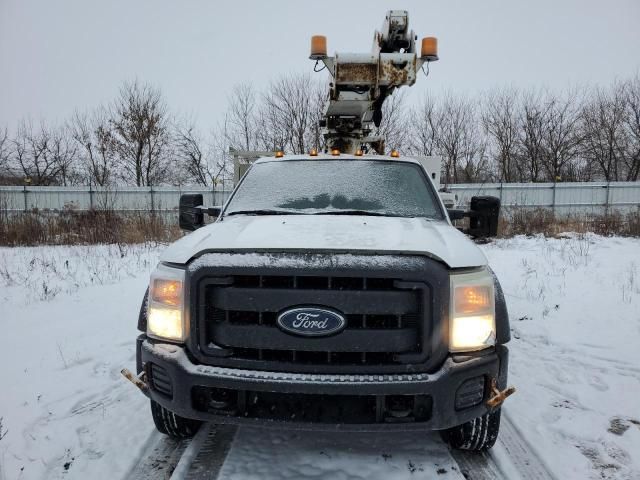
277,307 -> 346,337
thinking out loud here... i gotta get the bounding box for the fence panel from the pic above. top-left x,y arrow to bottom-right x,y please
0,186 -> 234,212
448,182 -> 640,215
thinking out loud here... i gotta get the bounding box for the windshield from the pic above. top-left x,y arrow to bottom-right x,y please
224,160 -> 444,219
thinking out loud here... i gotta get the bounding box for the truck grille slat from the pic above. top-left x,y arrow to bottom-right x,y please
210,287 -> 417,315
210,323 -> 418,352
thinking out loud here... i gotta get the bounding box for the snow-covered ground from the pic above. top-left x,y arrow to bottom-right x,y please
0,235 -> 639,479
0,244 -> 160,480
485,235 -> 640,480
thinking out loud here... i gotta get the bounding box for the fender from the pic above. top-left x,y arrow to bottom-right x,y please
490,267 -> 511,344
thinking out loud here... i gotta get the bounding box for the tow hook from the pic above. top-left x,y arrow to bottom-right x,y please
486,378 -> 516,409
121,368 -> 150,397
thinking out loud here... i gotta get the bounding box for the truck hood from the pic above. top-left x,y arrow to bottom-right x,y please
160,215 -> 487,269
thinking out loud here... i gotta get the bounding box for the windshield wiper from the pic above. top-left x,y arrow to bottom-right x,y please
225,209 -> 299,216
226,209 -> 407,217
311,210 -> 402,217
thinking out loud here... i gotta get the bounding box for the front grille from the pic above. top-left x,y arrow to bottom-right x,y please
197,274 -> 428,372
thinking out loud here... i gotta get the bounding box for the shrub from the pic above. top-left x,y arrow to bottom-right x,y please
0,209 -> 181,246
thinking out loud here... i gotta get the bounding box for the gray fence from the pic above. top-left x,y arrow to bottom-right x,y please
448,182 -> 640,216
1,182 -> 639,216
0,186 -> 231,213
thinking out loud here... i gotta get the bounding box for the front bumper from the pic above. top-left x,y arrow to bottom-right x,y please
138,337 -> 508,431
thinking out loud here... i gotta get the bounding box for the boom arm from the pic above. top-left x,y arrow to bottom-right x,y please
311,10 -> 438,154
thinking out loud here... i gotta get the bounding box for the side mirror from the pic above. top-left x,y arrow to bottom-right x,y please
179,194 -> 204,231
467,196 -> 500,238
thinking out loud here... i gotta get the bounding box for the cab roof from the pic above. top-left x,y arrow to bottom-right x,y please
253,154 -> 422,165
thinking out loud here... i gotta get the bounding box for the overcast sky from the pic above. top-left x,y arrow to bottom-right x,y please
1,0 -> 639,132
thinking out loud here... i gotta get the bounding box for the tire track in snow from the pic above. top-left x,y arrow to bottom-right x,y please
127,430 -> 191,480
128,424 -> 238,480
494,412 -> 557,480
205,428 -> 467,479
174,424 -> 238,480
130,414 -> 557,480
445,412 -> 558,480
169,424 -> 213,480
449,449 -> 504,480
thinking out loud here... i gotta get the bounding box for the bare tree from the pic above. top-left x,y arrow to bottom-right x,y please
458,135 -> 490,183
435,93 -> 488,184
210,123 -> 234,187
0,127 -> 18,185
111,80 -> 172,186
623,74 -> 640,181
226,83 -> 258,151
542,90 -> 583,181
259,74 -> 323,154
308,80 -> 327,152
517,90 -> 551,182
70,108 -> 117,186
0,127 -> 8,164
254,107 -> 285,153
580,83 -> 628,181
433,93 -> 463,184
0,127 -> 10,180
174,120 -> 212,186
375,91 -> 409,151
482,88 -> 520,182
11,121 -> 60,185
47,126 -> 78,185
408,94 -> 440,156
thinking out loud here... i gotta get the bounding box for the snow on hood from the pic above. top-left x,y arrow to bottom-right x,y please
160,215 -> 487,269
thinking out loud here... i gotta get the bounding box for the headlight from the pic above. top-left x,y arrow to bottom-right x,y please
449,268 -> 495,352
147,264 -> 186,342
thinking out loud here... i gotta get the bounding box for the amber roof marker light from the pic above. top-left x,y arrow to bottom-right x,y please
275,151 -> 284,158
331,148 -> 340,156
390,150 -> 400,158
309,148 -> 318,156
355,149 -> 364,157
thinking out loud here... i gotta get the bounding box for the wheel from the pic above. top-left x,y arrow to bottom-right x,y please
440,408 -> 501,452
150,399 -> 201,439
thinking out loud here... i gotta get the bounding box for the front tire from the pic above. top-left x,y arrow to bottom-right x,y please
150,400 -> 201,439
440,408 -> 501,452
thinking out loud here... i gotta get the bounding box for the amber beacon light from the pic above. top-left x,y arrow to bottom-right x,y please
421,37 -> 439,62
310,35 -> 328,59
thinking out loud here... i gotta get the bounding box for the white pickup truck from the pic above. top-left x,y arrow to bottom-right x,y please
128,153 -> 512,452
